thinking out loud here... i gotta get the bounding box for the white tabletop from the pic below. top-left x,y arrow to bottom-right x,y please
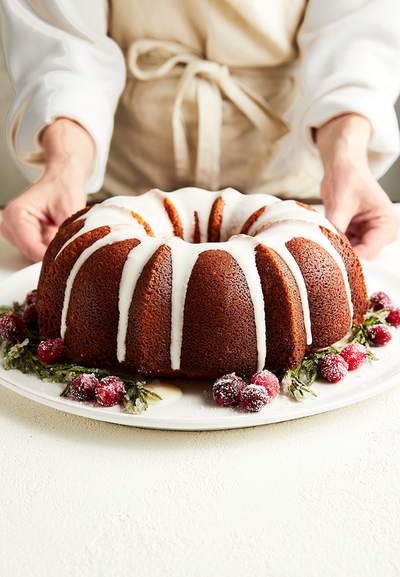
1,206 -> 400,577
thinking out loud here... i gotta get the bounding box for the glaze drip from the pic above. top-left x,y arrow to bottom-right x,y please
57,188 -> 354,372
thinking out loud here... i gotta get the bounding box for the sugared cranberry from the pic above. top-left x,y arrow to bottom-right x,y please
367,325 -> 392,347
37,338 -> 68,364
95,376 -> 126,407
340,343 -> 368,370
250,369 -> 280,398
369,291 -> 392,311
239,385 -> 271,412
26,289 -> 37,306
320,354 -> 348,383
212,373 -> 246,406
69,373 -> 99,401
22,304 -> 38,328
0,313 -> 25,344
386,304 -> 400,328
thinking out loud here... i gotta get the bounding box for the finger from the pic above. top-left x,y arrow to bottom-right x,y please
3,220 -> 47,262
352,224 -> 398,261
0,209 -> 53,262
323,204 -> 353,236
20,238 -> 48,263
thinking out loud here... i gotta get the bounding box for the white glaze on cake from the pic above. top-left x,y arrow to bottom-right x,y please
56,188 -> 354,372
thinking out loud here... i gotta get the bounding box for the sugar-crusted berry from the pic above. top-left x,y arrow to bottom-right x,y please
70,373 -> 99,401
26,289 -> 37,306
367,324 -> 392,347
212,373 -> 246,406
0,313 -> 26,344
250,370 -> 280,398
239,385 -> 271,412
95,376 -> 126,407
320,354 -> 348,383
340,343 -> 368,370
369,291 -> 392,311
22,304 -> 38,328
386,304 -> 400,328
37,338 -> 68,364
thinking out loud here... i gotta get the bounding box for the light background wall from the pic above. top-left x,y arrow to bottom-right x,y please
1,41 -> 399,207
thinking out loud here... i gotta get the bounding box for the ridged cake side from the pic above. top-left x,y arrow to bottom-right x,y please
36,188 -> 369,379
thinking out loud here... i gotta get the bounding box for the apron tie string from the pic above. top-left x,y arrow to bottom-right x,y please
127,39 -> 289,190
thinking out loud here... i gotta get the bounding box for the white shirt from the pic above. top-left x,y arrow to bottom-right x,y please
1,0 -> 400,197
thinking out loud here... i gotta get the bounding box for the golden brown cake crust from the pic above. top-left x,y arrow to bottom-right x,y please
163,197 -> 184,239
65,239 -> 139,364
207,196 -> 225,242
320,227 -> 369,326
180,250 -> 258,379
255,244 -> 306,370
36,189 -> 369,380
37,210 -> 89,302
124,244 -> 173,374
286,237 -> 352,353
241,206 -> 267,235
37,225 -> 111,339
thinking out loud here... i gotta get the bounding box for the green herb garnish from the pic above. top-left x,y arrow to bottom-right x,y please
347,309 -> 389,360
274,308 -> 388,401
0,302 -> 161,413
0,299 -> 392,406
275,346 -> 340,402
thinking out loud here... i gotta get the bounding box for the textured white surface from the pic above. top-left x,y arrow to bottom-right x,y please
0,207 -> 400,576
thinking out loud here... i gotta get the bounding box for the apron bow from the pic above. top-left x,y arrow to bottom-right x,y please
128,39 -> 289,190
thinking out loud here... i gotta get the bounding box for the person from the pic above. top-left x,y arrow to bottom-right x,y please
1,0 -> 399,263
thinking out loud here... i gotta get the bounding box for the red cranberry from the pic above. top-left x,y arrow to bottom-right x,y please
37,338 -> 68,364
369,291 -> 392,311
26,289 -> 37,306
0,313 -> 26,344
250,370 -> 280,398
386,304 -> 400,328
70,374 -> 99,401
367,325 -> 392,347
22,304 -> 38,328
320,354 -> 348,383
340,343 -> 368,370
212,373 -> 246,406
95,376 -> 126,407
239,385 -> 271,412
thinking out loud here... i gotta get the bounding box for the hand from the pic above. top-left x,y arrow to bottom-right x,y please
0,118 -> 95,262
315,114 -> 399,260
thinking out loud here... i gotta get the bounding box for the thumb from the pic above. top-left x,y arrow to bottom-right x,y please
323,202 -> 353,236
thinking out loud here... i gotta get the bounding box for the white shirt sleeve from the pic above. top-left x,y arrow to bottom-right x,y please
1,0 -> 126,192
294,0 -> 400,179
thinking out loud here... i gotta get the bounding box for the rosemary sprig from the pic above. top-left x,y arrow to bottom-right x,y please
123,381 -> 162,414
0,297 -> 392,407
1,304 -> 161,413
347,309 -> 389,360
274,308 -> 389,401
0,302 -> 26,318
275,346 -> 340,402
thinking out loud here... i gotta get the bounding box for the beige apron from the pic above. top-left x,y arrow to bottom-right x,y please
99,0 -> 315,200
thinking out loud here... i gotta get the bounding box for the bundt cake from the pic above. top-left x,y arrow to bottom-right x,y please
36,187 -> 369,380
